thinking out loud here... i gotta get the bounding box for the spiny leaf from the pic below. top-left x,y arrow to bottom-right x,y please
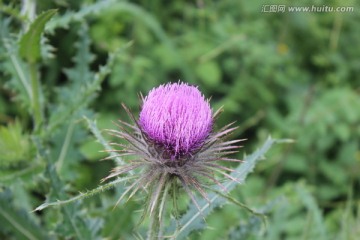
46,40 -> 133,137
34,176 -> 134,211
32,135 -> 99,239
204,186 -> 265,219
0,120 -> 33,167
227,197 -> 283,240
228,214 -> 263,240
44,0 -> 192,79
42,164 -> 94,239
45,23 -> 95,163
51,116 -> 91,182
0,190 -> 49,240
45,0 -> 115,33
296,182 -> 328,240
63,23 -> 94,85
34,116 -> 136,211
0,3 -> 26,22
19,9 -> 57,63
1,19 -> 31,107
0,163 -> 44,184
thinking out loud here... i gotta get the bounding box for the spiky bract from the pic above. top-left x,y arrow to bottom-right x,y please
103,82 -> 244,227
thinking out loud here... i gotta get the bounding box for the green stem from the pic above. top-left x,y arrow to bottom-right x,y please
147,197 -> 161,240
0,207 -> 38,240
29,62 -> 42,131
157,181 -> 170,239
34,176 -> 135,212
56,122 -> 75,173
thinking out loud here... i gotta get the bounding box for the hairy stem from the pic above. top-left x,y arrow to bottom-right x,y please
158,181 -> 170,239
147,175 -> 168,240
56,122 -> 75,173
29,62 -> 43,131
147,195 -> 161,240
34,176 -> 134,211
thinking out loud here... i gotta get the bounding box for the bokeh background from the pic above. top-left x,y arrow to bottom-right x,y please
1,0 -> 359,239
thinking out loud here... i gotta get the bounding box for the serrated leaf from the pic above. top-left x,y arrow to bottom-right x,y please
33,117 -> 132,211
1,19 -> 32,107
0,190 -> 49,240
45,0 -> 115,33
0,120 -> 33,167
45,23 -> 98,137
44,0 -> 192,79
63,23 -> 94,85
0,163 -> 44,185
227,197 -> 283,240
19,9 -> 57,63
296,183 -> 327,240
42,164 -> 94,239
50,117 -> 90,182
46,39 -> 133,137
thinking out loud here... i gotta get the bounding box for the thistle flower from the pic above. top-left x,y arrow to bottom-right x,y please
104,82 -> 244,224
139,83 -> 212,160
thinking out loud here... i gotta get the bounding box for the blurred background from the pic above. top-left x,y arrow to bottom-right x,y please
1,0 -> 359,239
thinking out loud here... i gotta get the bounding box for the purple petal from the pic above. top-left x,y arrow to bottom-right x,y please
139,82 -> 212,158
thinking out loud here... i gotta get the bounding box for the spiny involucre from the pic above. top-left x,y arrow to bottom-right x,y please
104,81 -> 245,222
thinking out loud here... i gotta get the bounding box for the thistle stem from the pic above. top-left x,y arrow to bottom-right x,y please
158,181 -> 170,239
34,176 -> 134,211
147,176 -> 169,240
147,195 -> 161,240
29,62 -> 43,131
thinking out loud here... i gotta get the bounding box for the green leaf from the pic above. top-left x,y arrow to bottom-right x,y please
47,23 -> 95,131
63,23 -> 95,85
45,1 -> 115,33
228,198 -> 282,240
19,9 -> 57,63
0,163 -> 44,185
0,190 -> 49,240
0,120 -> 33,167
42,164 -> 95,239
33,117 -> 134,214
46,39 -> 133,137
296,183 -> 328,240
44,0 -> 192,79
1,20 -> 32,108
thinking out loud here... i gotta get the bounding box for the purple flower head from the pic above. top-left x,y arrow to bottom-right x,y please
139,82 -> 212,159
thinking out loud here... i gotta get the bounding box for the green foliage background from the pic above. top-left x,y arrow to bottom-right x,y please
0,0 -> 359,239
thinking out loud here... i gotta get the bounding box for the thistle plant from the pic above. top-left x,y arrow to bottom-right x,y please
102,82 -> 245,237
33,75 -> 283,239
5,0 -> 355,239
